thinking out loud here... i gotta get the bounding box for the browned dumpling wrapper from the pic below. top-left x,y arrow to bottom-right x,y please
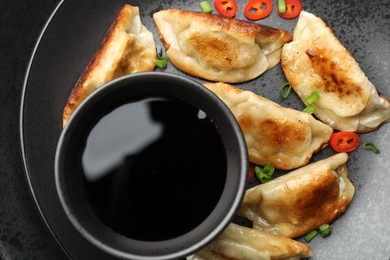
153,9 -> 292,83
62,4 -> 157,126
238,153 -> 355,238
281,11 -> 390,133
188,223 -> 312,260
203,82 -> 333,170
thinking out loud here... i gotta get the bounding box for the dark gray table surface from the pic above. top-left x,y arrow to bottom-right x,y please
0,0 -> 66,259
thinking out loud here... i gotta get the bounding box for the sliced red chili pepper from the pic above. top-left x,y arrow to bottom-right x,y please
248,163 -> 255,181
244,0 -> 273,21
329,132 -> 360,153
278,0 -> 302,19
214,0 -> 238,18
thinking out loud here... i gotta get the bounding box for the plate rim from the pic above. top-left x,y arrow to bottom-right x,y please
18,0 -> 70,258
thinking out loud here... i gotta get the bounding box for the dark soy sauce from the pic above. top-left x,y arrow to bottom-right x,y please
81,96 -> 227,241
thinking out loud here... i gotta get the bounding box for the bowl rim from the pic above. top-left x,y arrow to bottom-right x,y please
55,72 -> 248,260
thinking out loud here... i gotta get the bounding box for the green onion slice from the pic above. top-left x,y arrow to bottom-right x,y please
303,105 -> 315,114
199,0 -> 213,13
155,57 -> 168,68
254,165 -> 262,175
304,230 -> 318,243
257,173 -> 273,183
305,91 -> 319,105
254,164 -> 275,183
278,0 -> 287,13
363,142 -> 380,154
319,224 -> 332,237
263,164 -> 275,176
280,82 -> 292,98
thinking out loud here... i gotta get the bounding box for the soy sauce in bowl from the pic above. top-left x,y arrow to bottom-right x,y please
81,96 -> 227,241
55,72 -> 248,260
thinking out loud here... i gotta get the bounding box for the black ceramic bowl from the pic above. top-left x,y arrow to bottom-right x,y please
55,72 -> 248,260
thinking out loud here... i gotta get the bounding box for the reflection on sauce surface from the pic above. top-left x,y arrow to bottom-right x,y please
82,96 -> 227,241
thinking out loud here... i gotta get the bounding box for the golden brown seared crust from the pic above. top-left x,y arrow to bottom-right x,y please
153,9 -> 292,83
263,167 -> 349,237
62,4 -> 156,126
281,11 -> 390,133
305,48 -> 364,100
282,35 -> 370,113
203,82 -> 333,170
238,153 -> 355,238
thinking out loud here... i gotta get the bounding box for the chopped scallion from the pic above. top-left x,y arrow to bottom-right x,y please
254,164 -> 275,183
303,104 -> 315,114
280,82 -> 292,98
199,0 -> 213,13
302,91 -> 319,114
278,0 -> 287,13
263,164 -> 275,176
305,91 -> 319,105
155,57 -> 168,68
304,230 -> 318,243
319,224 -> 331,237
254,165 -> 262,174
363,142 -> 380,154
257,173 -> 273,183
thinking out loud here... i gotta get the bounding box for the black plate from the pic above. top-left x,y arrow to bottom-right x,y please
20,0 -> 390,259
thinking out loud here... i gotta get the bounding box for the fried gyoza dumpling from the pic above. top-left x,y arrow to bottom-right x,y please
188,223 -> 312,260
238,153 -> 355,238
153,9 -> 292,83
281,11 -> 390,133
203,82 -> 333,170
62,4 -> 157,126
